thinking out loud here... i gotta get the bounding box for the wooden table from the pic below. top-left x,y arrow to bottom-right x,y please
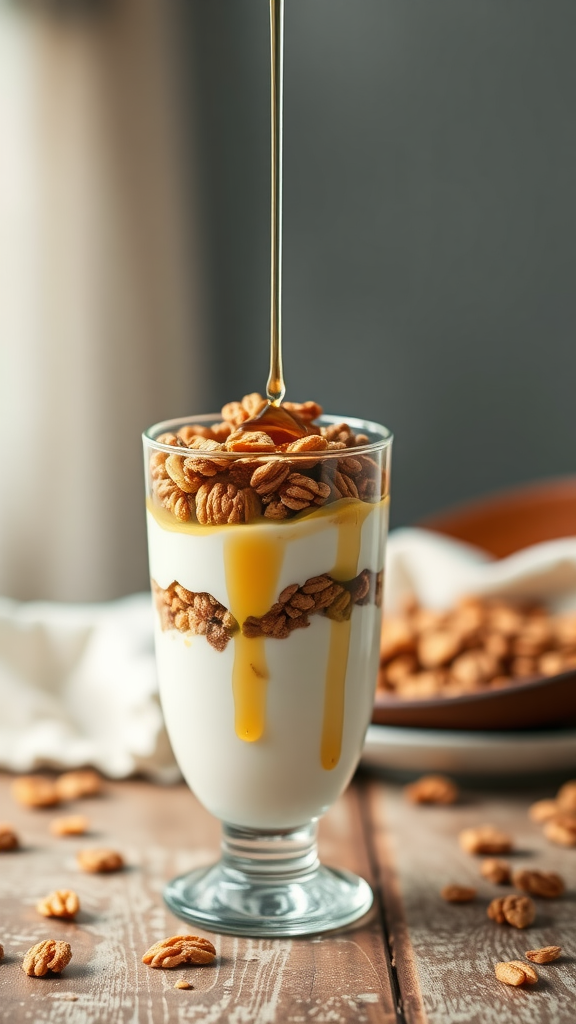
0,771 -> 574,1023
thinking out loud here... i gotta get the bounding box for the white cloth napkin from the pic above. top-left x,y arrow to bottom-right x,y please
0,593 -> 179,781
1,530 -> 575,779
384,529 -> 576,614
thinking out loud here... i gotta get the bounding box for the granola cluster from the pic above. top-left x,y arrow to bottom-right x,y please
243,569 -> 383,639
149,395 -> 384,525
379,594 -> 576,699
152,581 -> 238,652
152,570 -> 382,647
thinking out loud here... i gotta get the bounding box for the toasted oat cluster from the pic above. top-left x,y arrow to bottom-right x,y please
37,889 -> 80,920
142,935 -> 216,969
22,939 -> 72,977
152,570 -> 383,648
55,770 -> 102,801
149,394 -> 384,525
459,824 -> 513,855
0,823 -> 19,851
12,776 -> 60,809
50,815 -> 89,837
77,848 -> 124,873
525,946 -> 562,964
152,582 -> 238,651
529,778 -> 576,848
243,570 -> 383,639
404,774 -> 459,805
495,960 -> 538,986
487,894 -> 536,929
378,594 -> 576,699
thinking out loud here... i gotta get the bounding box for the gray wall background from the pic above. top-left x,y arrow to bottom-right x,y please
181,0 -> 575,530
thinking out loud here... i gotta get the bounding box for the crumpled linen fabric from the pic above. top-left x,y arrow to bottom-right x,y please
384,529 -> 576,614
0,593 -> 178,781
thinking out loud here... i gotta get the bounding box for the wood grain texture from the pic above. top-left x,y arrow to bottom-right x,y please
368,780 -> 576,1024
0,775 -> 396,1024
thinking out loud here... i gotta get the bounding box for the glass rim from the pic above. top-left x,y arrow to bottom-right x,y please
143,413 -> 393,461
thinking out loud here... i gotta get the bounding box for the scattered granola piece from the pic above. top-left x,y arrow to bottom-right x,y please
174,979 -> 193,990
37,889 -> 80,920
557,779 -> 576,813
480,858 -> 511,885
22,940 -> 72,977
512,868 -> 565,899
404,774 -> 459,805
77,848 -> 124,873
0,823 -> 19,851
441,884 -> 476,903
529,799 -> 559,823
488,894 -> 535,928
12,776 -> 59,809
0,944 -> 4,961
142,936 -> 216,969
525,946 -> 562,964
543,814 -> 576,848
50,815 -> 89,837
459,825 -> 513,855
55,770 -> 102,801
508,961 -> 539,984
495,961 -> 538,986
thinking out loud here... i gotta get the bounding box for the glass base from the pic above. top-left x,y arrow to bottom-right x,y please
164,821 -> 373,937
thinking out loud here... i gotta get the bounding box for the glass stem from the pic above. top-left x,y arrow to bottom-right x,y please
221,821 -> 320,881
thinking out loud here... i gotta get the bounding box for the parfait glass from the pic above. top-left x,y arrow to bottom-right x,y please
143,412 -> 392,936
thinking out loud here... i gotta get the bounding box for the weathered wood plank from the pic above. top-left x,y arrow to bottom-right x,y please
0,775 -> 396,1023
367,780 -> 576,1024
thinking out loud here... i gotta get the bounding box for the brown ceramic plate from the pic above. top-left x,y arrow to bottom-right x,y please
372,669 -> 576,731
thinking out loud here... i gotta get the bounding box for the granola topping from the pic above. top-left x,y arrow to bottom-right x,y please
149,395 -> 386,526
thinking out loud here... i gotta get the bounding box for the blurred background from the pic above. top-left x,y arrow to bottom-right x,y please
1,0 -> 574,604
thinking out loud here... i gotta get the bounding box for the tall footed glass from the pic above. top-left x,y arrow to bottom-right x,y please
143,412 -> 392,936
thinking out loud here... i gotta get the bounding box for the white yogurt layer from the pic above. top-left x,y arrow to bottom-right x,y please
147,499 -> 388,829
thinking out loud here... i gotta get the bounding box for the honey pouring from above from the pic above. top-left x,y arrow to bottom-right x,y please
142,0 -> 392,937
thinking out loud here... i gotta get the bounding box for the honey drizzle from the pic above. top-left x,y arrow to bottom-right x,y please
267,0 -> 285,406
225,531 -> 285,742
320,501 -> 376,771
